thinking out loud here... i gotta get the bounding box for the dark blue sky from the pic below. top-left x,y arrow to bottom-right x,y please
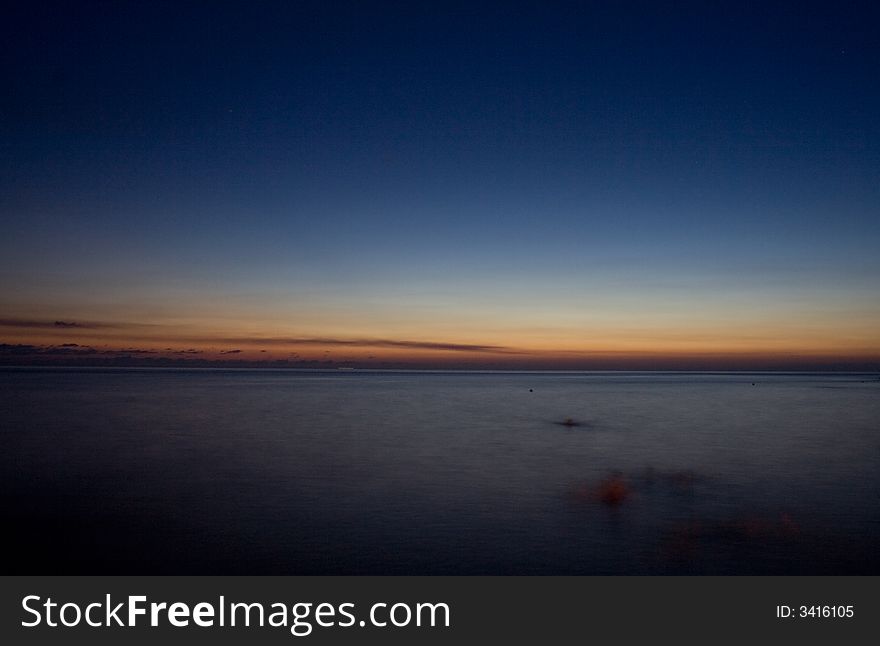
1,1 -> 879,366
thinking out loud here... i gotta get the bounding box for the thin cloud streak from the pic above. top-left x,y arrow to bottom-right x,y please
211,337 -> 520,354
0,318 -> 126,330
0,317 -> 518,354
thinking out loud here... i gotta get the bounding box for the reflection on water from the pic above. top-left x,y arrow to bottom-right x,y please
2,368 -> 878,574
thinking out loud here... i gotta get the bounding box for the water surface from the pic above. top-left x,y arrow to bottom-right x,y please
2,368 -> 878,574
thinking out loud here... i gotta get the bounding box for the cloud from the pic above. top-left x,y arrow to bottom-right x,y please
212,337 -> 519,354
0,343 -> 99,355
0,317 -> 519,355
220,349 -> 243,354
0,343 -> 40,354
0,318 -> 122,329
51,344 -> 99,354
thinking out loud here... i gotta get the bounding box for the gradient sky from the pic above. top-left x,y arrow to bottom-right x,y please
2,1 -> 879,369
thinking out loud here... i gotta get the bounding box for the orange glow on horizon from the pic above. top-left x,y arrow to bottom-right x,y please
2,315 -> 879,369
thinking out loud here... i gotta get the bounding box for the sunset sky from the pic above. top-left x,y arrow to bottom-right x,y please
2,2 -> 878,369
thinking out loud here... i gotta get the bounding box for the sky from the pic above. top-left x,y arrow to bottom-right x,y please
1,1 -> 879,369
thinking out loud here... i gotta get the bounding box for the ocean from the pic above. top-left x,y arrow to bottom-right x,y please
2,368 -> 878,574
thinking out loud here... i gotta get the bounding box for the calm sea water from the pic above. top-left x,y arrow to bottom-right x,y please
2,368 -> 878,574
